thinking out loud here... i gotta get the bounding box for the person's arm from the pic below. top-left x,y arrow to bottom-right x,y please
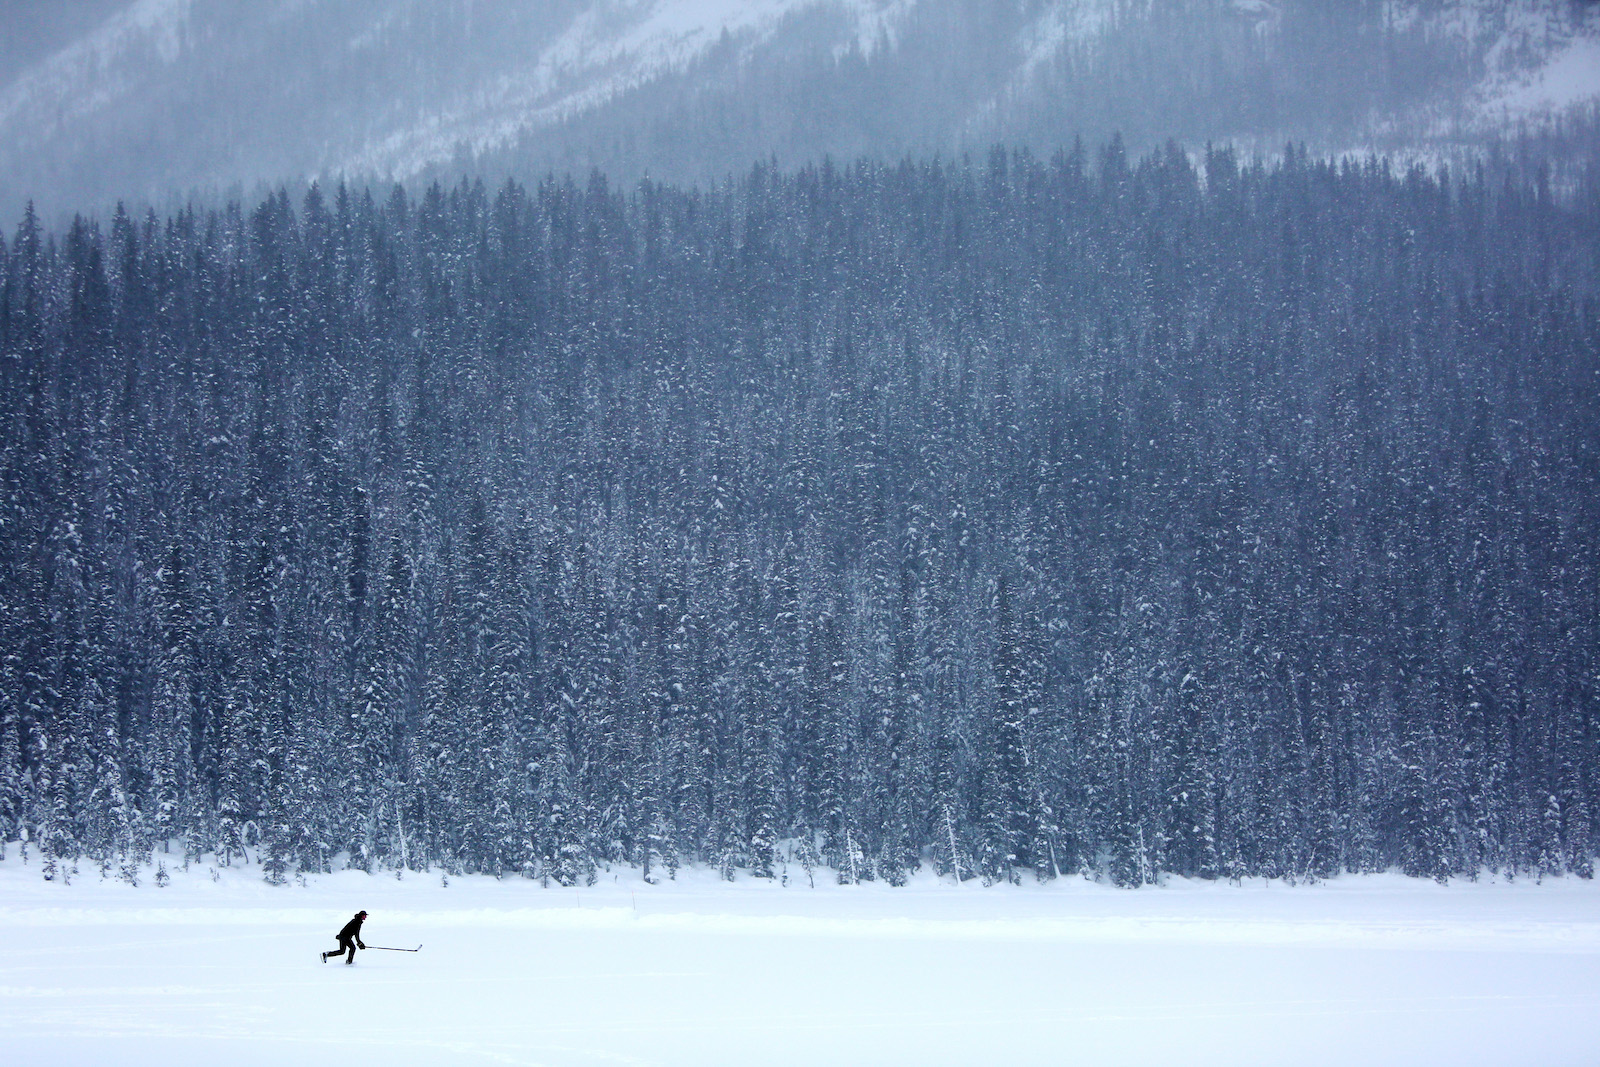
357,924 -> 366,949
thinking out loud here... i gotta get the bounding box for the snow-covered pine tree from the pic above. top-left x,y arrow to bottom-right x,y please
979,573 -> 1034,884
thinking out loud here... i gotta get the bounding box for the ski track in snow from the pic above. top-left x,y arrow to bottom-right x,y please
2,857 -> 1599,1065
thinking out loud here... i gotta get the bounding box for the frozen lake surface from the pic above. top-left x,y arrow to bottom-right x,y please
2,853 -> 1597,1066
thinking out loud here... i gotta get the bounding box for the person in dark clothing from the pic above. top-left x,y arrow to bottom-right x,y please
322,910 -> 367,965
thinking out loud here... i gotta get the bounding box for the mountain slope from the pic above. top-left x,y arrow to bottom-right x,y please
0,0 -> 1595,219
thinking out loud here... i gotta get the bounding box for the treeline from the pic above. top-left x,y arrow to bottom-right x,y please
0,142 -> 1597,887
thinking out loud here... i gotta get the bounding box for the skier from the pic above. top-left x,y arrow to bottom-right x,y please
322,910 -> 368,965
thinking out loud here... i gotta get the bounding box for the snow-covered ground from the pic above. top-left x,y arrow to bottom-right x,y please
2,852 -> 1598,1066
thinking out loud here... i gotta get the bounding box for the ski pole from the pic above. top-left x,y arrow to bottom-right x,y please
365,944 -> 423,952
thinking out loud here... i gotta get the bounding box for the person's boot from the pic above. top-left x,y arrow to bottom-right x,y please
345,956 -> 354,965
320,952 -> 328,963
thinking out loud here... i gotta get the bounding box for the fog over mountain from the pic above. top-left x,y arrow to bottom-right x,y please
1,0 -> 1597,219
3,0 -> 1600,895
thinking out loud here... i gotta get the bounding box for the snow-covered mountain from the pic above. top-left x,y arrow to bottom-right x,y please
0,0 -> 912,214
0,0 -> 1596,218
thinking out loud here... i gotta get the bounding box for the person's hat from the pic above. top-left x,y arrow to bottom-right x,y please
357,910 -> 368,917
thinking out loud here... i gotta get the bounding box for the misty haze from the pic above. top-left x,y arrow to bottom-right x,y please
1,2 -> 1598,1065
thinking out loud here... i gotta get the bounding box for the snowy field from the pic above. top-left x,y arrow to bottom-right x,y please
2,853 -> 1598,1066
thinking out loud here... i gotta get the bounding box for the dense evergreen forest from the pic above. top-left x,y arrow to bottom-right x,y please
1,142 -> 1597,888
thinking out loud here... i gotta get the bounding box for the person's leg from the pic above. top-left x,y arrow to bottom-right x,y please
342,937 -> 356,963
